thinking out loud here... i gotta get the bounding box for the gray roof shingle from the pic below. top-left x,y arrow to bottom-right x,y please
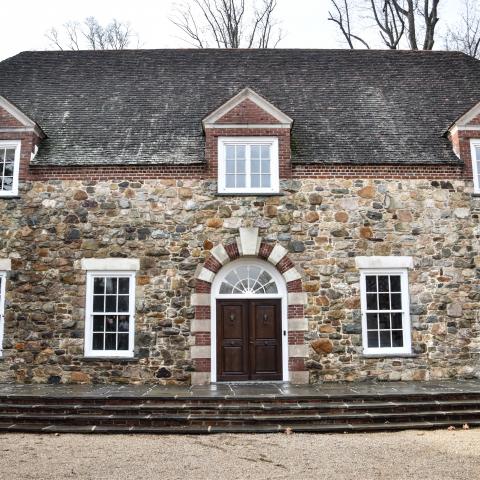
0,48 -> 478,166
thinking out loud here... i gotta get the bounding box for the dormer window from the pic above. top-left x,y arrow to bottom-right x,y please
0,141 -> 20,197
218,137 -> 279,194
470,139 -> 480,193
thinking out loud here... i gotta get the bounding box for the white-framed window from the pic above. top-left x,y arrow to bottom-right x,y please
84,271 -> 136,357
359,269 -> 412,355
0,271 -> 5,357
218,137 -> 279,194
470,139 -> 480,193
0,140 -> 21,197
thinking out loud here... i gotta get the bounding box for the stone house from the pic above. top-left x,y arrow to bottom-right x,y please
0,49 -> 478,386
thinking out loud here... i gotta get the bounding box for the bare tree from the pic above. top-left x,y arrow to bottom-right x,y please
444,0 -> 480,58
170,0 -> 283,48
328,0 -> 440,50
46,17 -> 138,50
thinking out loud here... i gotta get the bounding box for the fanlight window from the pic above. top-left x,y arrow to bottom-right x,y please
219,265 -> 278,294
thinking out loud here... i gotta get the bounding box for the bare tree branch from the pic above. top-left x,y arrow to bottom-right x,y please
328,0 -> 370,49
170,0 -> 283,48
444,0 -> 480,58
45,17 -> 138,51
370,0 -> 405,49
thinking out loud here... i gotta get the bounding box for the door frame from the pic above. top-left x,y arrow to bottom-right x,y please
211,258 -> 288,382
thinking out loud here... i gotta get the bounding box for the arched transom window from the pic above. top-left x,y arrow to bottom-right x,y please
219,264 -> 278,294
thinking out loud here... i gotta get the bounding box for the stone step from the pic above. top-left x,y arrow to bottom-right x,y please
0,408 -> 479,426
0,418 -> 478,434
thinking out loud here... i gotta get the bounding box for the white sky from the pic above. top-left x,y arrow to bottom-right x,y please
0,0 -> 463,61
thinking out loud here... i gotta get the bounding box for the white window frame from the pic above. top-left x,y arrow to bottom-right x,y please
0,271 -> 5,357
218,137 -> 279,194
359,269 -> 412,355
84,270 -> 136,358
0,140 -> 21,197
470,138 -> 480,193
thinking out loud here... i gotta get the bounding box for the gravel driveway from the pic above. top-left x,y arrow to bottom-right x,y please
0,429 -> 479,480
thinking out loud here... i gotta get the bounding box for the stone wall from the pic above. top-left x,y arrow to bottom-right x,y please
0,176 -> 479,384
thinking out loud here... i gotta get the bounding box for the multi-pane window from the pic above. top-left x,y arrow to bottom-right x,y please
0,272 -> 5,356
218,137 -> 279,194
85,272 -> 135,357
360,270 -> 411,354
0,141 -> 20,197
470,139 -> 480,193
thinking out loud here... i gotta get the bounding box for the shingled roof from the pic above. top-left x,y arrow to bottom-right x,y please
0,49 -> 479,166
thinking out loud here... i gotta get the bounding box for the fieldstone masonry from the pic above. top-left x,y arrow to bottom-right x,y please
0,176 -> 479,384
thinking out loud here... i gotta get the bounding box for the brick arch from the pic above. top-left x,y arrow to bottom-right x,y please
189,228 -> 309,385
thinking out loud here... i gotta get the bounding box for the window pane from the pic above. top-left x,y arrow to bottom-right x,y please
92,333 -> 104,350
226,175 -> 235,188
366,313 -> 377,329
106,277 -> 117,294
226,159 -> 235,174
261,175 -> 271,188
105,315 -> 117,332
391,294 -> 402,310
380,331 -> 391,348
251,145 -> 260,159
105,295 -> 116,312
392,330 -> 404,347
94,277 -> 105,294
261,159 -> 270,174
118,295 -> 129,312
366,276 -> 377,292
5,149 -> 15,162
391,313 -> 403,329
4,164 -> 14,176
118,278 -> 129,294
226,145 -> 235,160
260,145 -> 270,159
118,316 -> 129,332
476,146 -> 480,161
236,174 -> 246,188
378,276 -> 389,292
93,315 -> 104,331
105,333 -> 116,350
236,145 -> 246,159
379,313 -> 390,329
118,334 -> 129,350
2,179 -> 12,190
366,294 -> 377,310
390,275 -> 401,292
251,174 -> 260,188
378,294 -> 390,310
251,159 -> 260,173
367,331 -> 379,348
93,295 -> 104,312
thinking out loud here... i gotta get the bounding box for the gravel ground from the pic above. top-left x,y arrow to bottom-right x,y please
0,429 -> 479,480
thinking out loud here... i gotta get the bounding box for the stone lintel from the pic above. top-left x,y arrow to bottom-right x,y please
191,319 -> 211,333
355,256 -> 413,269
289,344 -> 309,357
288,318 -> 308,331
81,258 -> 140,271
288,292 -> 308,306
190,346 -> 211,359
239,227 -> 260,256
0,258 -> 12,271
267,244 -> 288,265
190,294 -> 211,306
211,244 -> 229,265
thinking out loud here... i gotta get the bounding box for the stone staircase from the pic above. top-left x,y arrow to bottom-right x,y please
0,387 -> 480,433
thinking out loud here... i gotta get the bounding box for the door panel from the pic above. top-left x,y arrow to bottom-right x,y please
217,299 -> 282,381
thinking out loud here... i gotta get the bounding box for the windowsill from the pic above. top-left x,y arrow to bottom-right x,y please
472,193 -> 480,197
360,353 -> 418,359
216,192 -> 284,197
82,356 -> 138,363
0,195 -> 20,199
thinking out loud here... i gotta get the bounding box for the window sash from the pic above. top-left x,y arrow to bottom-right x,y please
84,271 -> 136,357
360,269 -> 412,355
218,137 -> 279,194
470,139 -> 480,193
0,272 -> 5,357
0,141 -> 20,197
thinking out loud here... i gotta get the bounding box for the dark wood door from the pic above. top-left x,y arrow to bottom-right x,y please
217,299 -> 282,381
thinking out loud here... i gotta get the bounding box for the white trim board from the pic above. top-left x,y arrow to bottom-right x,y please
0,95 -> 46,138
202,87 -> 293,128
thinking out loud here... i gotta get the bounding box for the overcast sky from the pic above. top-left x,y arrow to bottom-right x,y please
0,0 -> 463,61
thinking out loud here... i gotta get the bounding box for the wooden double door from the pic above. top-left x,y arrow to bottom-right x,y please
217,299 -> 282,381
